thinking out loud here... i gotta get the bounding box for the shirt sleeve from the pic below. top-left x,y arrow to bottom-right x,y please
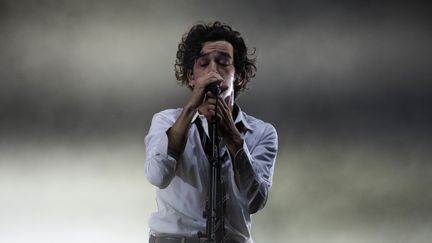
144,111 -> 178,189
233,123 -> 278,214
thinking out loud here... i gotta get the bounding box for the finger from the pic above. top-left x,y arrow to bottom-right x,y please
201,109 -> 214,121
206,91 -> 216,98
207,104 -> 216,112
209,109 -> 216,117
216,101 -> 226,117
208,71 -> 224,81
216,103 -> 230,123
215,112 -> 223,123
217,97 -> 229,111
206,98 -> 217,105
202,73 -> 223,87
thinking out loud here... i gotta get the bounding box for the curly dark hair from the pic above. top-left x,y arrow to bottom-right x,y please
175,21 -> 257,97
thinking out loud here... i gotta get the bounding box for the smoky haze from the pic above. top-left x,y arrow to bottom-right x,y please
1,0 -> 431,139
1,1 -> 431,243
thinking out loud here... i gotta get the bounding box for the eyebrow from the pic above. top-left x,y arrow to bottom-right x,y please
198,51 -> 232,59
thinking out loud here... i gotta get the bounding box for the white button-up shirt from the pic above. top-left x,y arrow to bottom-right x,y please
144,105 -> 278,243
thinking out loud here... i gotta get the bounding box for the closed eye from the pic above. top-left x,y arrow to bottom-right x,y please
218,61 -> 231,67
217,57 -> 232,67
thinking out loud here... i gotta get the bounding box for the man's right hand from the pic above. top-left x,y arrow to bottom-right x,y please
186,71 -> 224,111
166,71 -> 223,161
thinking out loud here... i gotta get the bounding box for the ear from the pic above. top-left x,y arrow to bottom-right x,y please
235,79 -> 244,86
187,70 -> 195,87
234,74 -> 244,87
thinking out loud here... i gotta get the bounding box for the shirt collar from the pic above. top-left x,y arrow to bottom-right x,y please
233,104 -> 253,133
192,112 -> 200,123
190,104 -> 253,133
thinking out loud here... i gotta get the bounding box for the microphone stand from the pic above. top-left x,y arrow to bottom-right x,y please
198,88 -> 226,243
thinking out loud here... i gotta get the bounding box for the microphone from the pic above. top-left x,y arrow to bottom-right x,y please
205,83 -> 221,96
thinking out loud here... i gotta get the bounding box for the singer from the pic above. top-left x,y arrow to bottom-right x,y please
144,21 -> 278,243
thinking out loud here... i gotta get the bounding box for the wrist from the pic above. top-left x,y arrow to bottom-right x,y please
227,133 -> 243,155
183,101 -> 198,115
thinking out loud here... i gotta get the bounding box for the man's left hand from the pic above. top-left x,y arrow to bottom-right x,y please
215,95 -> 243,154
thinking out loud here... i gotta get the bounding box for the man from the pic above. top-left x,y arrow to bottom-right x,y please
145,21 -> 278,243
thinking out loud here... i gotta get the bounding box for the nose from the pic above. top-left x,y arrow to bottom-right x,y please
209,60 -> 218,73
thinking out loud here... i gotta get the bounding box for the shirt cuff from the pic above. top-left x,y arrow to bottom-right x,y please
232,141 -> 259,192
145,131 -> 178,188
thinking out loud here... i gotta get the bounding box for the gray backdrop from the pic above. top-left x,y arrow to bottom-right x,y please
1,1 -> 431,242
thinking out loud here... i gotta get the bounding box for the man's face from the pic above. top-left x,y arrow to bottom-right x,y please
189,40 -> 237,105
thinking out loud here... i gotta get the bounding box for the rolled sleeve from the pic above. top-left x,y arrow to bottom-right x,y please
233,124 -> 278,214
144,112 -> 178,189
